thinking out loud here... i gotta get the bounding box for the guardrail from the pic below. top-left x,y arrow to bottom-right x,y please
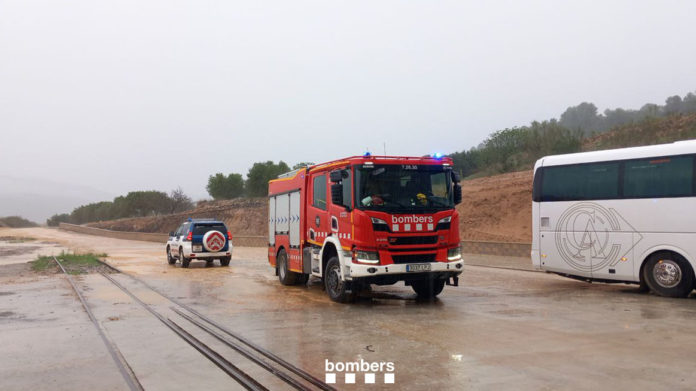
460,240 -> 531,258
58,223 -> 266,247
59,223 -> 531,255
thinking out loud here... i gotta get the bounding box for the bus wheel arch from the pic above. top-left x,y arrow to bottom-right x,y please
640,249 -> 695,298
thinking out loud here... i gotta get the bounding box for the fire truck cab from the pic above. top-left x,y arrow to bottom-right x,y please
268,155 -> 464,303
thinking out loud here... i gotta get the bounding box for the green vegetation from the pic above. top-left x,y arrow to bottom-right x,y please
0,216 -> 38,228
205,160 -> 291,199
245,161 -> 291,197
450,90 -> 696,178
207,173 -> 245,200
47,188 -> 194,226
31,251 -> 108,274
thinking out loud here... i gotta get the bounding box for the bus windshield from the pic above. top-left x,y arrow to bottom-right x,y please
355,164 -> 453,212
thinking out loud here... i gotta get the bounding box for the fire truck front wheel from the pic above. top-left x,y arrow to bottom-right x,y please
324,257 -> 355,303
277,249 -> 298,285
411,277 -> 446,298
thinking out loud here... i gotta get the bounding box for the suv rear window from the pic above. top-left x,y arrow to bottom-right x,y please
192,223 -> 226,235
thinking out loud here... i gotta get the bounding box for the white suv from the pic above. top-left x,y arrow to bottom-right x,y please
166,219 -> 233,268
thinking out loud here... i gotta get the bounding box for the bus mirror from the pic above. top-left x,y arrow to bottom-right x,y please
452,172 -> 461,183
453,183 -> 462,205
330,170 -> 343,183
331,183 -> 343,206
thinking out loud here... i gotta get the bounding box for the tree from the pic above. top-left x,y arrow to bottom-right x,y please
663,95 -> 683,115
292,162 -> 314,170
245,161 -> 291,197
559,102 -> 600,134
170,187 -> 194,212
206,173 -> 244,200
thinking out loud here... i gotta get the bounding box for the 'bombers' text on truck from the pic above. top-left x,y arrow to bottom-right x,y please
267,155 -> 464,303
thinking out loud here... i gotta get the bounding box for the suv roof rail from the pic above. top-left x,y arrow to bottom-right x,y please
187,218 -> 219,222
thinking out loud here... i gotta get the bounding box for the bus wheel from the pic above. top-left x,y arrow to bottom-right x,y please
277,249 -> 297,285
643,252 -> 694,298
324,257 -> 354,303
411,278 -> 446,299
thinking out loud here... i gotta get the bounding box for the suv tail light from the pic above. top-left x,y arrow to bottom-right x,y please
186,231 -> 192,241
227,231 -> 233,240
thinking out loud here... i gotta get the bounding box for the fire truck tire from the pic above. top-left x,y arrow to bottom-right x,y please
220,256 -> 231,266
324,257 -> 355,303
411,278 -> 445,298
296,273 -> 309,285
277,249 -> 298,285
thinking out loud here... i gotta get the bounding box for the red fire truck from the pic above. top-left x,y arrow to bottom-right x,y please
267,155 -> 463,303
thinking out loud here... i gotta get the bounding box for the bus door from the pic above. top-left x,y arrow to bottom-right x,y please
538,201 -> 594,279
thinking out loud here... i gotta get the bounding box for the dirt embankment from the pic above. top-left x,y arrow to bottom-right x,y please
89,172 -> 534,243
88,198 -> 268,236
457,170 -> 532,242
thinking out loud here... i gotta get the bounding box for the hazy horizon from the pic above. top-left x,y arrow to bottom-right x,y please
3,0 -> 696,220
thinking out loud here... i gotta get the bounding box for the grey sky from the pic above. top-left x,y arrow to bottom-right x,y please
2,0 -> 696,203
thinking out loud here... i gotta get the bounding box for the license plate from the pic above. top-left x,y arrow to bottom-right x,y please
406,263 -> 431,272
193,245 -> 203,252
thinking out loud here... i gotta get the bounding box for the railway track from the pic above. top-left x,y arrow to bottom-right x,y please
54,256 -> 335,391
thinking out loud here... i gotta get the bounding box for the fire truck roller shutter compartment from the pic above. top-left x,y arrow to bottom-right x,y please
289,191 -> 301,247
276,193 -> 290,234
268,196 -> 276,245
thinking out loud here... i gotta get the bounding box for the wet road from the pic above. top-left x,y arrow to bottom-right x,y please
3,228 -> 696,390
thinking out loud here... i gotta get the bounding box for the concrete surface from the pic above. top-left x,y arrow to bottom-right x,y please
2,227 -> 696,390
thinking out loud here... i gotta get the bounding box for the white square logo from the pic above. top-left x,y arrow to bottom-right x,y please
392,224 -> 399,232
326,373 -> 336,384
416,223 -> 423,231
345,373 -> 355,384
385,373 -> 395,384
365,373 -> 375,384
404,224 -> 411,231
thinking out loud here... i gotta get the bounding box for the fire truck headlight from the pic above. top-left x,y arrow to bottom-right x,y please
354,250 -> 380,264
438,216 -> 452,224
371,218 -> 389,232
447,246 -> 462,261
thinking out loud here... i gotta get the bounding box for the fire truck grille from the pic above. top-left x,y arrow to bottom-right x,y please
388,236 -> 438,245
391,254 -> 437,264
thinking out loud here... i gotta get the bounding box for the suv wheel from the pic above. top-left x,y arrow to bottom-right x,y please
180,247 -> 190,268
166,247 -> 176,265
220,256 -> 231,267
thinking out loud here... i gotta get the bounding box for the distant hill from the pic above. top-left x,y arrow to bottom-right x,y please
0,175 -> 114,224
582,113 -> 696,151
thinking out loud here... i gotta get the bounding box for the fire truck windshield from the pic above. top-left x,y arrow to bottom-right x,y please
355,164 -> 453,212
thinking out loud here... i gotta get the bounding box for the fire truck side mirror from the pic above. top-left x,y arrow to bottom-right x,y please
451,171 -> 461,183
453,183 -> 462,205
330,170 -> 343,183
331,183 -> 343,206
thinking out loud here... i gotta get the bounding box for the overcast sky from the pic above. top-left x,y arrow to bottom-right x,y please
2,0 -> 696,201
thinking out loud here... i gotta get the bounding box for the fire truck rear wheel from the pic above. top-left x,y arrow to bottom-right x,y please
411,277 -> 445,298
277,249 -> 297,285
324,257 -> 355,303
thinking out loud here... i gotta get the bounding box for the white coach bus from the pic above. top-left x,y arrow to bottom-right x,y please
532,140 -> 696,297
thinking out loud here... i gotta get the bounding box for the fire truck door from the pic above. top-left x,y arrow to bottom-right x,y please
307,173 -> 329,244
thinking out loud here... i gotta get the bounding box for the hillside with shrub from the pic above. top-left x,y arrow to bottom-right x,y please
449,91 -> 696,179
